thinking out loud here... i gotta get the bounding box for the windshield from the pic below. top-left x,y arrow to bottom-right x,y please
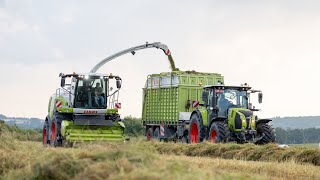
74,77 -> 107,109
217,89 -> 248,117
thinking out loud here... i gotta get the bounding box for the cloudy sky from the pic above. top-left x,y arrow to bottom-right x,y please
0,0 -> 320,119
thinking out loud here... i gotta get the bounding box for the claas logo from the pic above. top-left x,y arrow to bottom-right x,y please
84,110 -> 98,114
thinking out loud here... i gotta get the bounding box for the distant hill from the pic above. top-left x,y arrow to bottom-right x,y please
270,116 -> 320,129
0,114 -> 7,119
1,115 -> 43,129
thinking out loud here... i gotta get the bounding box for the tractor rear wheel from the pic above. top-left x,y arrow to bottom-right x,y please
188,114 -> 203,143
146,128 -> 154,141
42,121 -> 49,146
256,123 -> 276,144
209,121 -> 230,143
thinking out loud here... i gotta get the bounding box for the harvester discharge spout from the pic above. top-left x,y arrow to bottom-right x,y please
90,42 -> 179,73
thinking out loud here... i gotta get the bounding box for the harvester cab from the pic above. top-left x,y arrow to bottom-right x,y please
59,73 -> 122,110
200,84 -> 275,144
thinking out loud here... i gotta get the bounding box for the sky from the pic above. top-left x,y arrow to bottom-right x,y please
0,0 -> 320,119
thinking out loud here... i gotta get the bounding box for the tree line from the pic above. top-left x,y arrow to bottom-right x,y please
275,127 -> 320,144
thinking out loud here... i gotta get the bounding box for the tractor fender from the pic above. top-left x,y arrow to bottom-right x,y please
208,117 -> 227,131
256,119 -> 272,125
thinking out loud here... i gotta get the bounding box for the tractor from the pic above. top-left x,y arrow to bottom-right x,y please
189,84 -> 276,144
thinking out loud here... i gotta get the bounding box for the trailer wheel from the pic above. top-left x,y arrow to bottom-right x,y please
209,121 -> 230,143
188,114 -> 202,143
146,128 -> 154,141
153,127 -> 160,141
256,123 -> 276,144
42,121 -> 49,146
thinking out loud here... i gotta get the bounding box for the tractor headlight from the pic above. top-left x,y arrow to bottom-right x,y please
251,116 -> 256,129
241,114 -> 246,127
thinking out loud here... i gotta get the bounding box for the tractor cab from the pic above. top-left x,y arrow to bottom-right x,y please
202,84 -> 263,119
201,84 -> 266,143
58,73 -> 122,110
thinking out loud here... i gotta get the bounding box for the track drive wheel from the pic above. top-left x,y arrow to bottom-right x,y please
188,114 -> 203,143
209,121 -> 230,143
146,128 -> 154,141
256,123 -> 276,144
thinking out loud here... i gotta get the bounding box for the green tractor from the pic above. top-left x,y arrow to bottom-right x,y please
189,84 -> 276,144
43,73 -> 125,146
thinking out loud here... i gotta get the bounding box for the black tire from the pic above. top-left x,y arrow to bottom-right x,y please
146,128 -> 153,141
50,117 -> 62,147
153,127 -> 160,141
188,114 -> 204,143
179,133 -> 188,143
256,123 -> 276,144
208,121 -> 230,143
42,121 -> 49,146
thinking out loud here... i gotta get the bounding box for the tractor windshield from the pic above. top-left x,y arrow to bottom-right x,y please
217,89 -> 248,117
74,76 -> 107,109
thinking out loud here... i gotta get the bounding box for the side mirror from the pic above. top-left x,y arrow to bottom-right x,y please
116,80 -> 121,89
61,78 -> 66,87
258,92 -> 263,104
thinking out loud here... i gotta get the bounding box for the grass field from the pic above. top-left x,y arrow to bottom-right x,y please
0,125 -> 320,179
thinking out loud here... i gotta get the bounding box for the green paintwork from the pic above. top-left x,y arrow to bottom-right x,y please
107,109 -> 119,114
227,108 -> 256,132
61,120 -> 124,142
142,71 -> 224,124
57,107 -> 73,113
198,106 -> 209,126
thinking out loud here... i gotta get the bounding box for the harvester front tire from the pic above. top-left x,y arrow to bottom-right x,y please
256,123 -> 276,144
188,114 -> 203,143
146,128 -> 154,141
50,118 -> 62,147
42,121 -> 49,146
209,121 -> 230,143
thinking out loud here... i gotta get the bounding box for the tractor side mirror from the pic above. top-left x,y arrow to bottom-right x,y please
116,80 -> 121,89
61,78 -> 66,87
258,92 -> 263,104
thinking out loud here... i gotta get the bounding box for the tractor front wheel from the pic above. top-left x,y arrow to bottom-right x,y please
256,123 -> 276,144
209,121 -> 230,143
